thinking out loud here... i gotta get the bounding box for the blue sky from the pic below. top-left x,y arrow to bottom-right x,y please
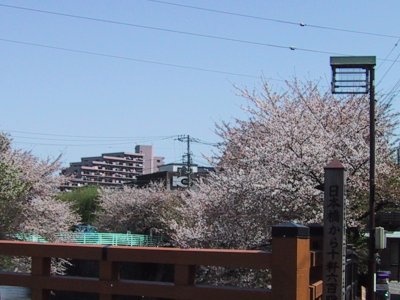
1,0 -> 399,167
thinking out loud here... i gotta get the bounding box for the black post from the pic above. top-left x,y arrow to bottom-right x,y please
187,134 -> 191,190
329,56 -> 377,300
368,65 -> 376,300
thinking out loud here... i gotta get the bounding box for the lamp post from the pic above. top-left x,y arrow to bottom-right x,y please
330,56 -> 376,300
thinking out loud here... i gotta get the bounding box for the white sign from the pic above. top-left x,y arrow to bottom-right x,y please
172,176 -> 189,188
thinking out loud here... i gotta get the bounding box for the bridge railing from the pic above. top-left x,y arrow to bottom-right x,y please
0,223 -> 322,300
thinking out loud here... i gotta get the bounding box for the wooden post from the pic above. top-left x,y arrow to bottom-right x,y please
99,246 -> 118,300
309,224 -> 324,283
174,264 -> 196,300
31,257 -> 51,300
272,223 -> 310,300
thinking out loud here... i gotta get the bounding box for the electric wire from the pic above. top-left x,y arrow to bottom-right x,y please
377,49 -> 400,87
0,3 -> 356,56
377,38 -> 400,71
6,130 -> 182,148
0,2 -> 384,54
193,140 -> 220,147
3,3 -> 397,162
192,157 -> 213,166
0,4 -> 397,64
145,0 -> 400,39
12,141 -> 135,147
377,37 -> 400,88
8,131 -> 217,160
4,129 -> 178,140
374,35 -> 400,101
380,89 -> 400,96
381,76 -> 400,100
8,130 -> 217,170
0,3 -> 343,55
9,135 -> 178,143
0,4 -> 344,55
0,38 -> 258,79
381,77 -> 400,103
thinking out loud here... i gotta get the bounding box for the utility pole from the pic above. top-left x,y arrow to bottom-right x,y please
177,135 -> 192,189
397,145 -> 400,165
186,134 -> 192,189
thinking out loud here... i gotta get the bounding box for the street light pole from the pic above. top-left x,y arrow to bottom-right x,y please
368,65 -> 376,300
330,56 -> 376,300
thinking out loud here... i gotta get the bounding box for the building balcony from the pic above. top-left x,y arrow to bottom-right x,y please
92,161 -> 143,169
102,155 -> 143,162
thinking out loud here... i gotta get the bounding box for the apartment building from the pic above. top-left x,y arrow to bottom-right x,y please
62,145 -> 164,189
135,145 -> 164,174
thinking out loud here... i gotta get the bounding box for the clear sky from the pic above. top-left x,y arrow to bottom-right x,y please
1,0 -> 399,167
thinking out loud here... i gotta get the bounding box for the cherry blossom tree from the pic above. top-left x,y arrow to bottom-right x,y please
95,184 -> 182,238
0,133 -> 80,273
0,133 -> 79,241
171,80 -> 399,249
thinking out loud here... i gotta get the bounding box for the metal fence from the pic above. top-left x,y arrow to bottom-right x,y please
345,246 -> 359,300
14,232 -> 163,247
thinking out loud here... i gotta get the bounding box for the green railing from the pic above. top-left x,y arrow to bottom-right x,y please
14,234 -> 47,243
14,232 -> 162,247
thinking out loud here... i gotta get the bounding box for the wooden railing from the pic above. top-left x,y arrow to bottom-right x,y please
309,280 -> 323,300
0,223 -> 323,300
309,224 -> 324,300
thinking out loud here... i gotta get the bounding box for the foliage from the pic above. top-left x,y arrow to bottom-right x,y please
0,133 -> 80,272
77,79 -> 399,285
95,184 -> 183,238
169,80 -> 399,249
375,164 -> 400,211
58,186 -> 99,224
0,160 -> 29,238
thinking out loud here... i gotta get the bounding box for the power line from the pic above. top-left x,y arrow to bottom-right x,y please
12,141 -> 135,147
9,135 -> 174,143
377,40 -> 400,86
192,158 -> 212,167
381,77 -> 400,103
379,88 -> 400,96
145,0 -> 400,39
378,54 -> 400,87
0,4 -> 398,64
377,38 -> 400,71
193,139 -> 220,147
6,130 -> 182,147
0,3 -> 348,56
9,131 -> 218,148
3,129 -> 177,140
0,37 -> 259,78
389,80 -> 400,98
